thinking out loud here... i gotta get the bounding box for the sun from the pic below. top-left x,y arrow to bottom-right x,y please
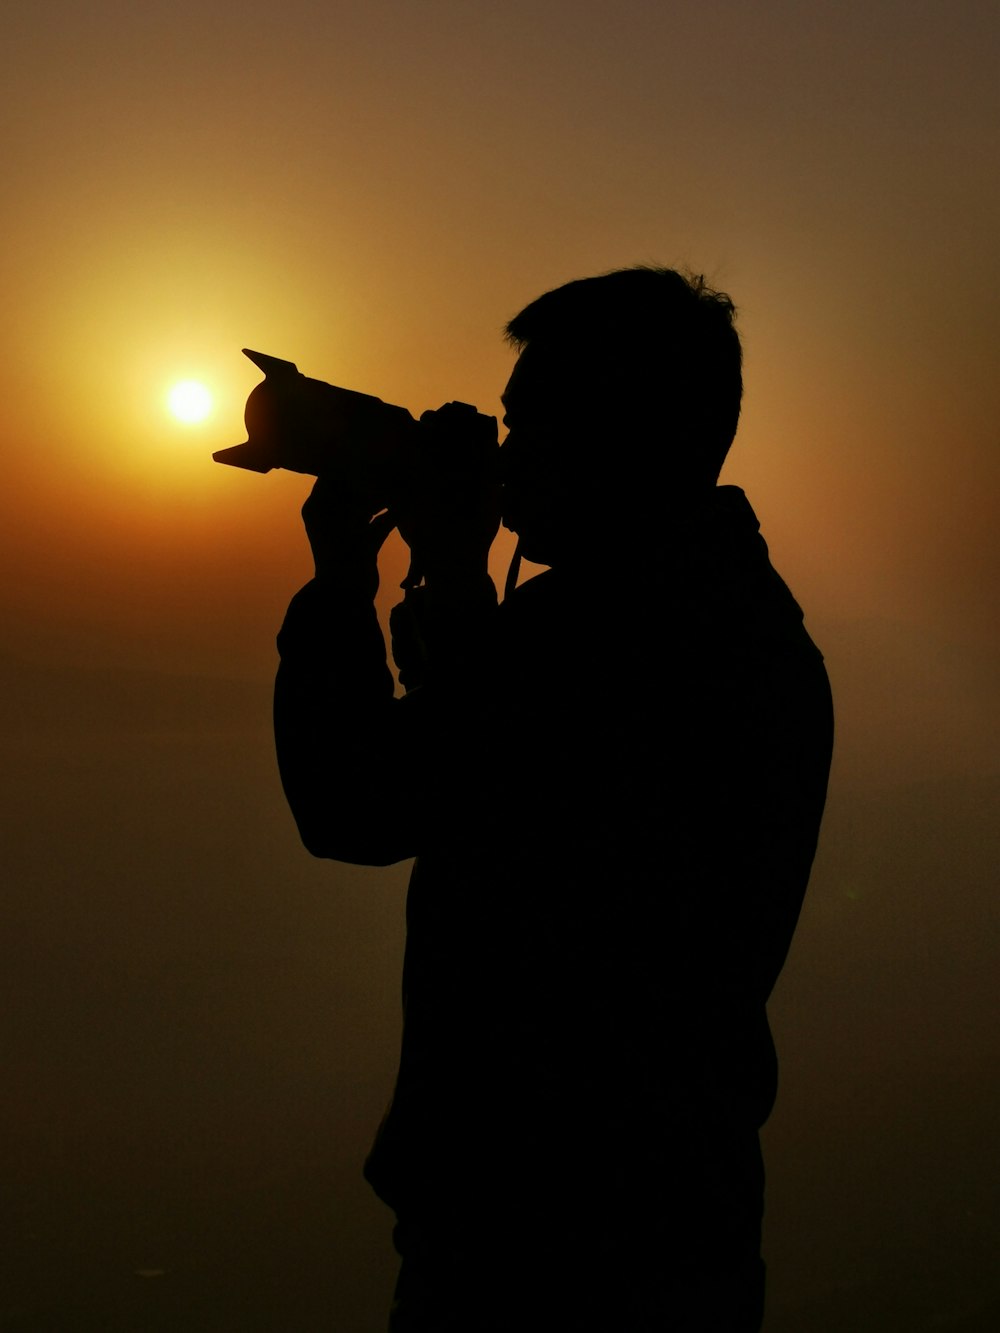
167,379 -> 213,424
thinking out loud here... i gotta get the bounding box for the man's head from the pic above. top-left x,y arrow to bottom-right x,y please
500,266 -> 742,566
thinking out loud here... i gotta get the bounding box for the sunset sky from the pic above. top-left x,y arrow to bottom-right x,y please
2,2 -> 998,1329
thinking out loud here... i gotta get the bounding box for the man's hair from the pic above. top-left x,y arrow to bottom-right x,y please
504,266 -> 743,485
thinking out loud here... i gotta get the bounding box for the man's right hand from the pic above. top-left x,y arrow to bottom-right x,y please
393,402 -> 502,594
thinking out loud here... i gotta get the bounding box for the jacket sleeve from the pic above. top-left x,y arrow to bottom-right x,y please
274,577 -> 425,865
273,567 -> 500,865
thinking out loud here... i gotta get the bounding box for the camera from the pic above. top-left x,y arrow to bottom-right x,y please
213,349 -> 498,515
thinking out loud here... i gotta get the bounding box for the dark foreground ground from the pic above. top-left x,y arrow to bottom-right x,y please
2,634 -> 999,1331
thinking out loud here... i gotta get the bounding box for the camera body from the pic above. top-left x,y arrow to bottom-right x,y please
214,350 -> 497,515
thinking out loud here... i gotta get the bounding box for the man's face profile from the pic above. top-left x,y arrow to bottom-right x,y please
500,342 -> 612,567
500,347 -> 558,564
500,338 -> 667,568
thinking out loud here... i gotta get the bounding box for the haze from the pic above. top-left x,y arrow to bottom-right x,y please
2,2 -> 998,1329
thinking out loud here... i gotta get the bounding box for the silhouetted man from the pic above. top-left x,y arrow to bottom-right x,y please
273,267 -> 834,1331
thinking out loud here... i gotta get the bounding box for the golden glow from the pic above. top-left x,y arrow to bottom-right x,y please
167,380 -> 213,424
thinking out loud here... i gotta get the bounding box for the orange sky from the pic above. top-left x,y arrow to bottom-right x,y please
2,3 -> 999,1328
3,0 -> 998,681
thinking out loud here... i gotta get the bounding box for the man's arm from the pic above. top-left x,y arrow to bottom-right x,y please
273,489 -> 421,864
273,405 -> 501,865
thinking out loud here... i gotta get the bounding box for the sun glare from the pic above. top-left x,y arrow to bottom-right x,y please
167,379 -> 213,424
